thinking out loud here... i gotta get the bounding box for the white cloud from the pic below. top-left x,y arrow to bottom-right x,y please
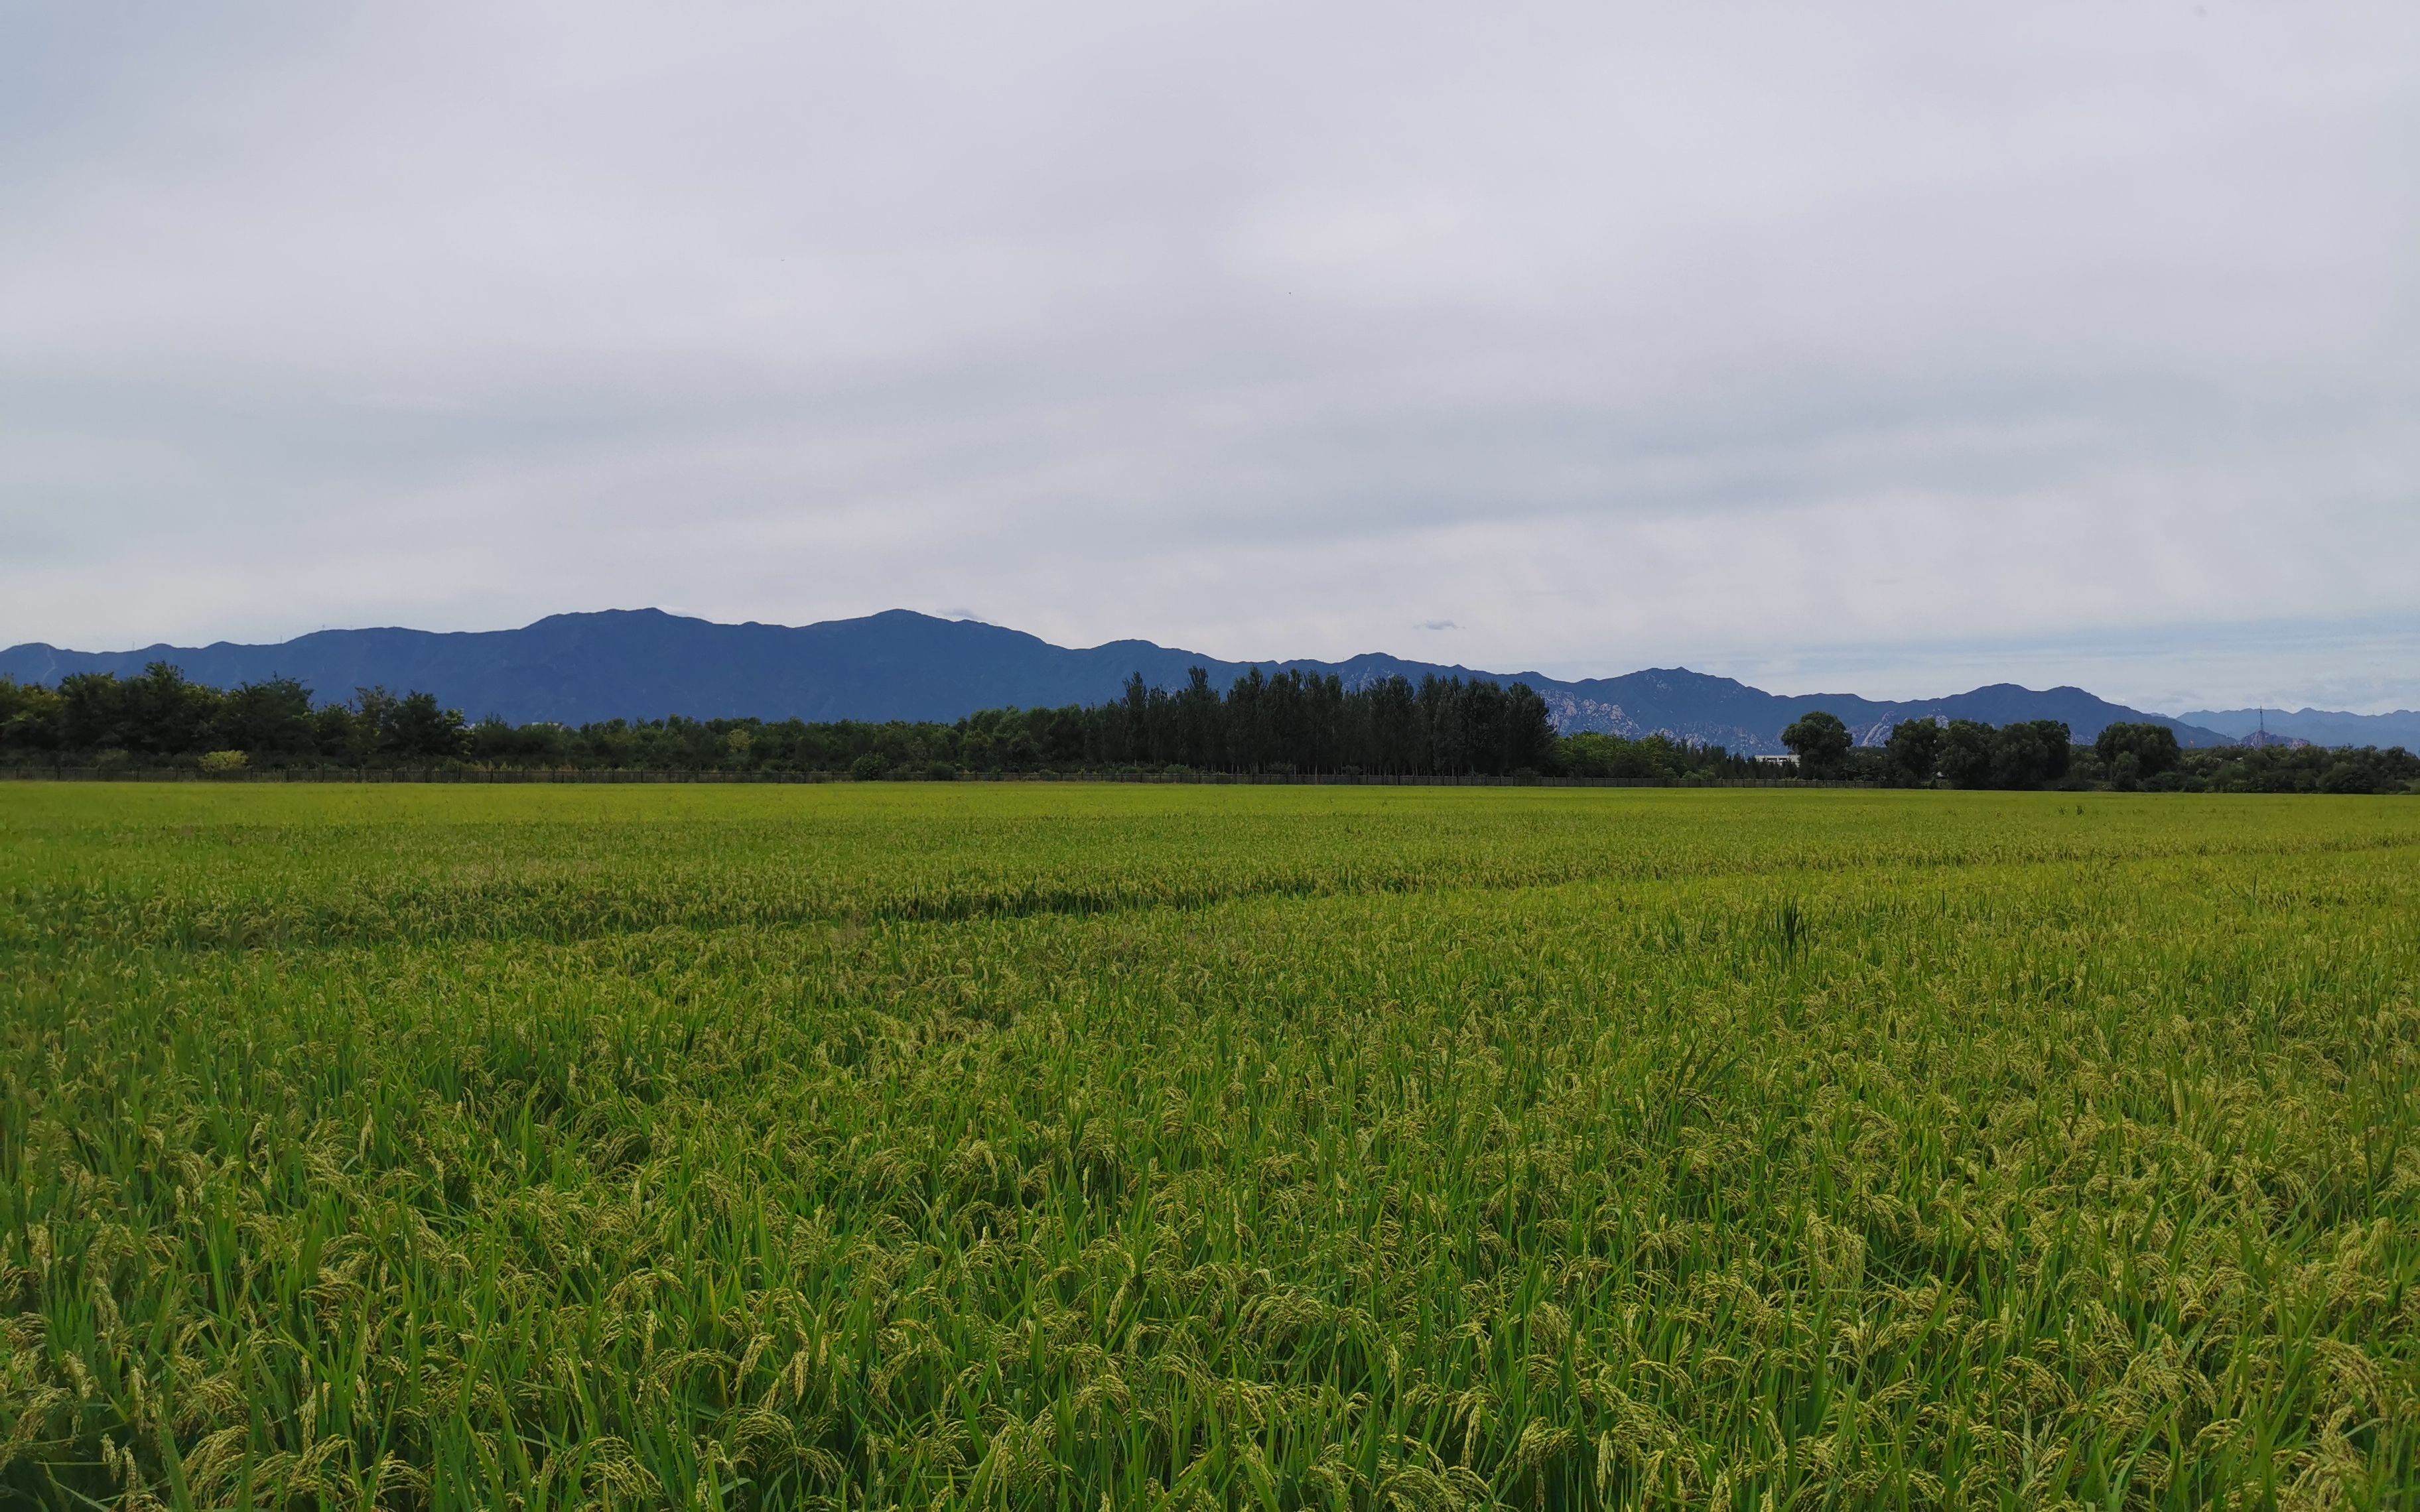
3,1 -> 2415,710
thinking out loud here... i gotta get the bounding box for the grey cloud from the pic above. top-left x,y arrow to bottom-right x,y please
3,1 -> 2415,711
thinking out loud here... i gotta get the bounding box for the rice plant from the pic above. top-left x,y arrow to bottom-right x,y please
3,786 -> 2415,1507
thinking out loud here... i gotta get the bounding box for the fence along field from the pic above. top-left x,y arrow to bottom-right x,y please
2,785 -> 2416,1509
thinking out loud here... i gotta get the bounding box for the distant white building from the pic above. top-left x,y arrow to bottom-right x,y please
1754,753 -> 1798,767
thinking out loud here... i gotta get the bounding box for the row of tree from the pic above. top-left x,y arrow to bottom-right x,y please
4,664 -> 2412,791
0,666 -> 472,762
1782,710 -> 2077,788
1002,666 -> 1571,775
1781,711 -> 2418,793
0,663 -> 1588,778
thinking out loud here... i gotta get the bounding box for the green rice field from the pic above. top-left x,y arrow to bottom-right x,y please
3,785 -> 2417,1509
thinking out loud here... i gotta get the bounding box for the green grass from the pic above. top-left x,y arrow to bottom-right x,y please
3,785 -> 2416,1509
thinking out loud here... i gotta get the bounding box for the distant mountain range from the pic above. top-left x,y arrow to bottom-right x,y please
0,607 -> 2276,754
2179,706 -> 2420,751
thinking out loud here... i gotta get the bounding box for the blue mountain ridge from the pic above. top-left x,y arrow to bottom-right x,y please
1,607 -> 2239,755
2179,707 -> 2420,751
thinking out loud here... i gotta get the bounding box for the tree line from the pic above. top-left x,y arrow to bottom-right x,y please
0,662 -> 1742,779
1781,710 -> 2418,794
3,662 -> 2411,791
1781,710 -> 2078,788
0,666 -> 472,763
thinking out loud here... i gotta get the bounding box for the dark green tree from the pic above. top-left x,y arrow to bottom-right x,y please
214,677 -> 316,756
383,690 -> 470,761
1117,674 -> 1152,765
54,672 -> 129,751
346,687 -> 401,764
2094,722 -> 2180,783
1781,710 -> 1853,777
1176,668 -> 1219,769
123,662 -> 222,755
1501,682 -> 1558,774
0,672 -> 65,749
1884,718 -> 1942,785
1364,676 -> 1418,775
1938,720 -> 1997,788
1990,720 -> 2071,788
1,676 -> 66,751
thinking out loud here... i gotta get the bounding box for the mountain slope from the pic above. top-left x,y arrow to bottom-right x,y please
1,607 -> 2232,753
2179,707 -> 2420,750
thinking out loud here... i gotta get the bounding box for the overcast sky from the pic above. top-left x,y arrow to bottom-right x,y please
4,3 -> 2415,712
